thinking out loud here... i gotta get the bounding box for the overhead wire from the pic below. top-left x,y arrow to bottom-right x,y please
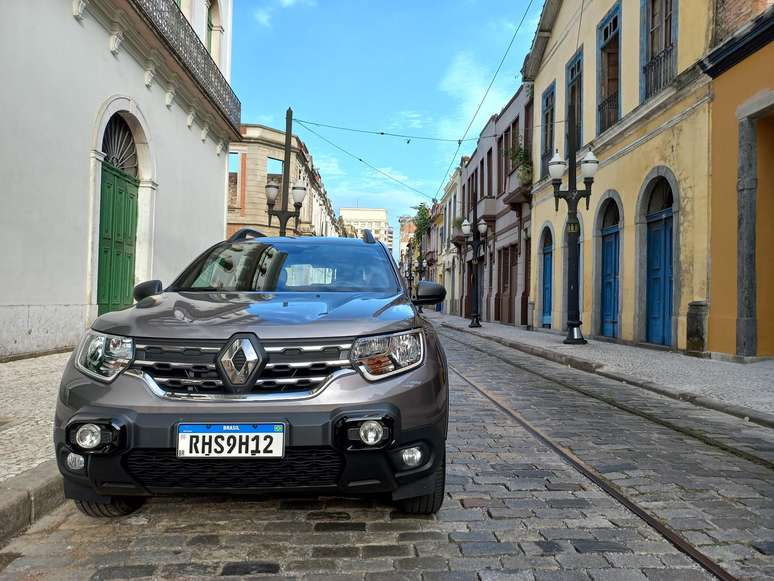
296,120 -> 435,201
295,118 -> 482,143
433,0 -> 536,197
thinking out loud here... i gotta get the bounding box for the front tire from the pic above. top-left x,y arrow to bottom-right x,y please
397,454 -> 446,515
74,497 -> 144,518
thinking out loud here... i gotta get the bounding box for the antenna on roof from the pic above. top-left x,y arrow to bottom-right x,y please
362,229 -> 376,244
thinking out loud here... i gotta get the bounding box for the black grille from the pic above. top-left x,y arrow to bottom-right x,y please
131,337 -> 353,396
125,447 -> 343,489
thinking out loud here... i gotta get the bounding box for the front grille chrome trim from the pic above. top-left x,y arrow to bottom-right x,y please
133,360 -> 217,370
154,377 -> 223,387
134,344 -> 222,353
264,344 -> 352,353
264,359 -> 350,370
127,368 -> 355,402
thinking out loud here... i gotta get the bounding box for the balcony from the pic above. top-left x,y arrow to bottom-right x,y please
598,91 -> 619,134
643,46 -> 676,101
131,0 -> 241,131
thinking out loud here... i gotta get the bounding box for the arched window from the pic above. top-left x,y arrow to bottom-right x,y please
101,114 -> 138,178
543,228 -> 553,248
601,200 -> 620,230
646,177 -> 673,216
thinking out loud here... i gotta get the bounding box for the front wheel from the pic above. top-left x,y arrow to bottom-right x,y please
397,454 -> 446,515
74,497 -> 145,518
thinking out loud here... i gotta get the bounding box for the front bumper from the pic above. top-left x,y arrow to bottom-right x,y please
55,349 -> 448,503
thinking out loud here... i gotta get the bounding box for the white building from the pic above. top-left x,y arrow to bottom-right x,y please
339,208 -> 393,251
0,0 -> 240,359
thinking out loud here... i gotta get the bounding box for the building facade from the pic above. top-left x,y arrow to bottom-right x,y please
0,0 -> 239,358
523,0 -> 714,351
398,215 -> 417,263
227,124 -> 340,238
702,2 -> 774,358
457,86 -> 533,326
340,208 -> 393,250
439,168 -> 463,315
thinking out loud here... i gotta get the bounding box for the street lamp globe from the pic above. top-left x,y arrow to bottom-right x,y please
477,219 -> 487,236
265,181 -> 280,204
580,150 -> 599,180
548,151 -> 567,181
291,182 -> 307,205
461,218 -> 471,236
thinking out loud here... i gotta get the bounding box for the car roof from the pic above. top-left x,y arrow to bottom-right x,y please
230,236 -> 380,246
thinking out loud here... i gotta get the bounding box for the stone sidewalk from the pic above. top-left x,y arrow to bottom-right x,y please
0,352 -> 70,482
425,312 -> 774,425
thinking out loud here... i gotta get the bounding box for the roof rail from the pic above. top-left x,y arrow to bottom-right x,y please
227,228 -> 267,243
362,229 -> 376,244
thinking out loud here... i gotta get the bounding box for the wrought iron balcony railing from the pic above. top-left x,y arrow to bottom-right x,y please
131,0 -> 241,131
598,91 -> 619,134
643,46 -> 676,101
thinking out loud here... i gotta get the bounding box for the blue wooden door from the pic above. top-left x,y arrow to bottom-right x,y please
646,214 -> 673,345
542,246 -> 553,327
600,227 -> 619,337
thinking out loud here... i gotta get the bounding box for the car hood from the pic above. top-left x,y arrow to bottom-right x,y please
91,291 -> 418,340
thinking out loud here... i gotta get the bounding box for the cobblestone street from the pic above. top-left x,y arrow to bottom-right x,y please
2,327 -> 773,580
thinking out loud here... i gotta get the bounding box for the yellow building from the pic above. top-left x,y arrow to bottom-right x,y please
524,0 -> 714,351
702,5 -> 774,358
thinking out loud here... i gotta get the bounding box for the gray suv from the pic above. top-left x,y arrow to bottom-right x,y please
54,230 -> 448,517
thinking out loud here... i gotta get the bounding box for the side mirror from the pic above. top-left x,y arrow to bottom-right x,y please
133,280 -> 163,302
412,281 -> 446,306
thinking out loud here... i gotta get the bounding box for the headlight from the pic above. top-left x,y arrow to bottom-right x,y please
75,331 -> 134,382
351,329 -> 424,380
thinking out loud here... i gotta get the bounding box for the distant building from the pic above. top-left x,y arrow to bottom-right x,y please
398,215 -> 417,262
339,208 -> 392,250
228,124 -> 340,238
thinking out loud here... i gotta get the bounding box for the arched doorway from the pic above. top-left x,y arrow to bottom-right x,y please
599,200 -> 621,337
541,228 -> 553,328
97,114 -> 139,315
645,177 -> 674,345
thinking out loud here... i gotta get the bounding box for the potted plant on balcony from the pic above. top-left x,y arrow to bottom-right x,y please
510,145 -> 532,185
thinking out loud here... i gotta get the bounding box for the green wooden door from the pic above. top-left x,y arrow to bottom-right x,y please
97,163 -> 139,315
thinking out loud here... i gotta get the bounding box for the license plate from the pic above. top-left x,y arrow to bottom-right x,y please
176,423 -> 285,459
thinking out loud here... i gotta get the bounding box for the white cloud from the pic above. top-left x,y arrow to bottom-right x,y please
436,51 -> 515,142
388,110 -> 430,131
255,0 -> 316,28
254,7 -> 272,27
315,154 -> 345,178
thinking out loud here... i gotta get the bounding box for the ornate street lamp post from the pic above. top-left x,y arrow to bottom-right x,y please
405,240 -> 415,298
265,108 -> 308,236
415,257 -> 428,313
547,106 -> 599,344
461,217 -> 488,328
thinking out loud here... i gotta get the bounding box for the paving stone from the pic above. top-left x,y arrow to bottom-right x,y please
90,565 -> 157,580
572,541 -> 631,554
221,561 -> 281,575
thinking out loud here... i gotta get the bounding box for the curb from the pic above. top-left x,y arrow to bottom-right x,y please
439,321 -> 774,431
0,460 -> 64,545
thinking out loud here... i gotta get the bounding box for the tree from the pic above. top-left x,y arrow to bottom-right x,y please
412,203 -> 431,247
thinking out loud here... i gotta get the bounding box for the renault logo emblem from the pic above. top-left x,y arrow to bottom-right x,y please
219,337 -> 261,385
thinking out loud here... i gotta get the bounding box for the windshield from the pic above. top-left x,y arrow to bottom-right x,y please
173,241 -> 399,293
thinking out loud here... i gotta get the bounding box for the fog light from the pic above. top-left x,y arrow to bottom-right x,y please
359,420 -> 384,446
66,452 -> 85,471
400,446 -> 423,468
75,424 -> 102,450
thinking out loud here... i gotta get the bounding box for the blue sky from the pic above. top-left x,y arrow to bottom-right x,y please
231,0 -> 543,256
